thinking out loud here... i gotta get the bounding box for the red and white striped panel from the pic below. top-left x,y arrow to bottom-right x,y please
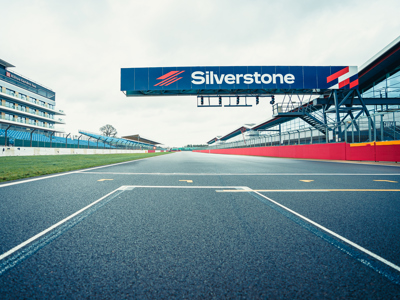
327,66 -> 358,89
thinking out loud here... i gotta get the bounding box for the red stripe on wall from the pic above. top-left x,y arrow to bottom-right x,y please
195,143 -> 347,160
346,143 -> 375,161
194,142 -> 400,162
327,67 -> 349,83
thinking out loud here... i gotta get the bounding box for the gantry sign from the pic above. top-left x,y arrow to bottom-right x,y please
120,66 -> 359,96
121,65 -> 369,137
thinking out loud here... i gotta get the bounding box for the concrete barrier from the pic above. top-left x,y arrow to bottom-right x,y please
0,147 -> 149,157
194,140 -> 400,162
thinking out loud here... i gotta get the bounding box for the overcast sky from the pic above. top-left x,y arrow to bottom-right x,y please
1,0 -> 399,147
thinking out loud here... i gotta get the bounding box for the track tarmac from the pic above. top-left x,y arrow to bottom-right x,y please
1,152 -> 400,298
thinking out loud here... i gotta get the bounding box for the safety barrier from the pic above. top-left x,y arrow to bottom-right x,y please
194,141 -> 400,162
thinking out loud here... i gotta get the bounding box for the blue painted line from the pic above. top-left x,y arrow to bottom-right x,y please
0,189 -> 125,276
248,191 -> 400,286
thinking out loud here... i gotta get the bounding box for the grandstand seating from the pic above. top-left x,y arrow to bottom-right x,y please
0,129 -> 109,148
0,128 -> 154,149
79,130 -> 152,149
1,129 -> 50,142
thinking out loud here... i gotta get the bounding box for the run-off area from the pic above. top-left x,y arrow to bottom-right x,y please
0,186 -> 400,299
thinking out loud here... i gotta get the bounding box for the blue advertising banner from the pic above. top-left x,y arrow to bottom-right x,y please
121,66 -> 358,96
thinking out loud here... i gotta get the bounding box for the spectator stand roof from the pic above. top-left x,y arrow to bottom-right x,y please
208,126 -> 251,145
122,134 -> 161,146
207,137 -> 220,145
0,58 -> 15,69
79,130 -> 154,147
358,35 -> 400,93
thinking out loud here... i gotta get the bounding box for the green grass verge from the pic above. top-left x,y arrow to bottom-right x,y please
0,152 -> 171,183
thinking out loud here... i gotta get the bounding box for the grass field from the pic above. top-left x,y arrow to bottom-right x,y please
0,152 -> 171,183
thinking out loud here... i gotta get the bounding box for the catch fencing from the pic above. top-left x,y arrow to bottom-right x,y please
201,111 -> 400,150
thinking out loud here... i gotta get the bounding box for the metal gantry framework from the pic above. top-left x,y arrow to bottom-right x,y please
196,94 -> 275,108
204,88 -> 400,146
270,89 -> 400,142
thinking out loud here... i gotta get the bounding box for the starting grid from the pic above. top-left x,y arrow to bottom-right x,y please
1,152 -> 400,287
1,184 -> 400,286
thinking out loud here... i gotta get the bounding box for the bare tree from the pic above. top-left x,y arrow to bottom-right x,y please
100,124 -> 117,137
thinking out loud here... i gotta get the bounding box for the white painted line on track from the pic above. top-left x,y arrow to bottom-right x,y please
218,190 -> 330,192
0,187 -> 122,261
217,189 -> 400,192
0,185 -> 245,261
119,185 -> 247,189
0,156 -> 158,188
78,172 -> 400,176
0,171 -> 80,188
244,187 -> 400,273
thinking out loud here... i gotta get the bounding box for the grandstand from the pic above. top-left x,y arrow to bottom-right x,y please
0,58 -> 65,142
122,134 -> 161,146
0,125 -> 160,150
79,130 -> 157,150
0,128 -> 107,148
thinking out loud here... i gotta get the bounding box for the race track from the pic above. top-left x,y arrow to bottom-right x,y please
1,152 -> 400,298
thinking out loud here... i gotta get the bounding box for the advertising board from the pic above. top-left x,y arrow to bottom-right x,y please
121,66 -> 358,96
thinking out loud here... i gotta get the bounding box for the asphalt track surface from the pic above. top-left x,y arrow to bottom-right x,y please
1,152 -> 400,299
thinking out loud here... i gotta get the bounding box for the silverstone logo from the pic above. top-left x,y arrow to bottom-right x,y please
154,71 -> 185,86
191,71 -> 295,85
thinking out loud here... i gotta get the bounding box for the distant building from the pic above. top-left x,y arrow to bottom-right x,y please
0,58 -> 65,136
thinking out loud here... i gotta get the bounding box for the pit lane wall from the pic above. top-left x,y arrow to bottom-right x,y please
0,147 -> 165,157
194,141 -> 400,162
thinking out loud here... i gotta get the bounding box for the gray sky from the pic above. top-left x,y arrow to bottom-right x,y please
1,0 -> 399,147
